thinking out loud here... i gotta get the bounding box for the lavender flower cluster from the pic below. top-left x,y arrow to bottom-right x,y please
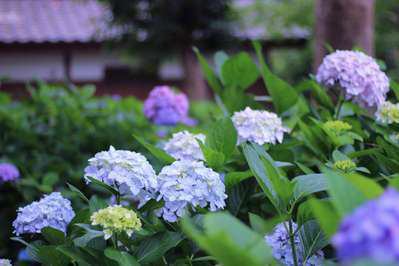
333,189 -> 399,264
316,50 -> 389,109
265,222 -> 324,266
156,160 -> 227,222
84,146 -> 158,206
143,86 -> 194,126
13,192 -> 75,235
0,163 -> 19,183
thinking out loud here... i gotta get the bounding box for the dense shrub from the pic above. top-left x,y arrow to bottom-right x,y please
3,43 -> 399,266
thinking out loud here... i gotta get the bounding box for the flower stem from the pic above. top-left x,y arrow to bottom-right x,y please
288,220 -> 299,266
334,91 -> 344,119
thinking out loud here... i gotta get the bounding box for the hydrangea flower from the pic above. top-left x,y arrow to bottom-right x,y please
91,205 -> 142,239
375,101 -> 399,124
316,50 -> 389,109
143,86 -> 195,126
163,131 -> 205,161
323,120 -> 352,135
0,259 -> 12,266
333,160 -> 356,172
84,146 -> 157,206
265,222 -> 324,266
232,107 -> 289,145
156,160 -> 227,222
0,163 -> 19,183
333,189 -> 399,264
13,192 -> 75,235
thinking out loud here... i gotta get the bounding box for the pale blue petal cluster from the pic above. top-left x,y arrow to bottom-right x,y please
84,146 -> 157,206
316,50 -> 389,109
156,160 -> 227,222
265,222 -> 324,266
163,131 -> 205,161
333,188 -> 399,264
13,192 -> 75,235
232,107 -> 289,145
0,259 -> 12,266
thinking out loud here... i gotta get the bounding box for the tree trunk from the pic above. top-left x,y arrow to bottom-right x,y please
314,0 -> 375,70
181,46 -> 209,100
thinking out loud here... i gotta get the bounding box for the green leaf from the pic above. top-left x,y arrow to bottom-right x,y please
199,142 -> 225,170
206,117 -> 237,159
308,80 -> 334,109
224,170 -> 253,189
41,227 -> 66,245
133,134 -> 175,165
253,41 -> 298,114
308,199 -> 340,238
135,231 -> 184,264
221,52 -> 259,90
292,174 -> 327,200
214,51 -> 229,76
324,169 -> 383,216
249,213 -> 285,235
242,143 -> 279,210
105,248 -> 140,266
73,224 -> 104,248
37,245 -> 70,266
89,195 -> 108,213
299,220 -> 329,262
182,212 -> 275,266
193,47 -> 223,95
67,183 -> 89,203
56,246 -> 94,266
86,176 -> 119,196
227,182 -> 251,216
42,172 -> 59,187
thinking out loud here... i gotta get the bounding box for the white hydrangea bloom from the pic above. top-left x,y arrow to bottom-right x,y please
156,160 -> 227,222
232,107 -> 289,145
84,146 -> 157,205
375,101 -> 399,124
163,131 -> 205,161
0,259 -> 12,266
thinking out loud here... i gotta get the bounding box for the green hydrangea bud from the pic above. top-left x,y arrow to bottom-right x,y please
91,205 -> 142,239
334,160 -> 356,173
323,120 -> 352,135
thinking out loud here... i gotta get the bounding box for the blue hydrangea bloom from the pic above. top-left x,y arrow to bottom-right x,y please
265,222 -> 324,266
333,188 -> 399,264
84,146 -> 157,206
0,163 -> 19,183
13,192 -> 75,235
156,160 -> 227,222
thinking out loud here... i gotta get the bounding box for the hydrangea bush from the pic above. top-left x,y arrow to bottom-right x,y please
4,43 -> 399,266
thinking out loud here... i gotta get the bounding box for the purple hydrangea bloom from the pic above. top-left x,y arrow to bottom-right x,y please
316,50 -> 389,109
0,163 -> 20,183
13,192 -> 75,235
333,188 -> 399,264
265,222 -> 324,266
143,86 -> 194,126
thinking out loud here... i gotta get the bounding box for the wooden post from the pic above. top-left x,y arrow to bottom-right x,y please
314,0 -> 375,70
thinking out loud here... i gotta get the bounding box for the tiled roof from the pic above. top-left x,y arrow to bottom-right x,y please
0,0 -> 111,43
